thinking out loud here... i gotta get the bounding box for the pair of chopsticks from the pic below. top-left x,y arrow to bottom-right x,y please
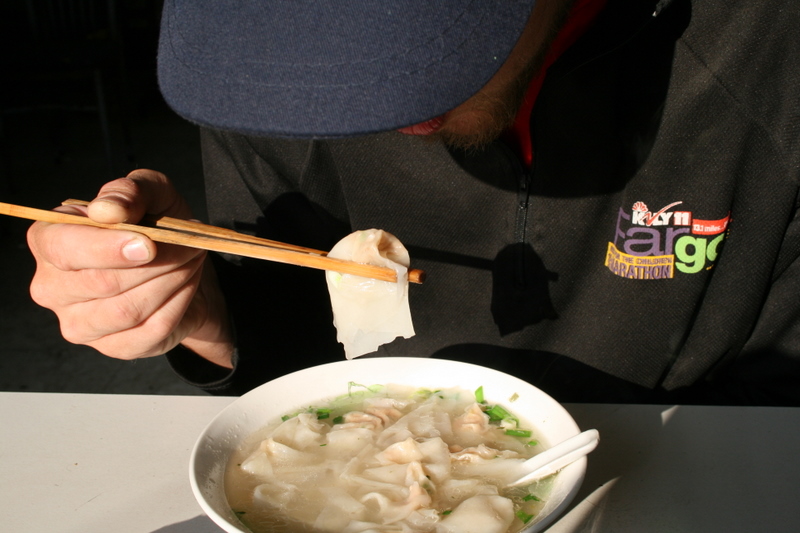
0,199 -> 425,284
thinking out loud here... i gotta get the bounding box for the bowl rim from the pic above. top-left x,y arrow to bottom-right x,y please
190,357 -> 587,533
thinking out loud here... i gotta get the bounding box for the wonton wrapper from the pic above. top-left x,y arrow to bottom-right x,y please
326,229 -> 415,359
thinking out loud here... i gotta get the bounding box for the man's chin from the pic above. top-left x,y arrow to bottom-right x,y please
431,125 -> 507,152
399,113 -> 508,152
403,94 -> 517,152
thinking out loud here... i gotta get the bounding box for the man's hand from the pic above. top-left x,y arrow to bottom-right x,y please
27,169 -> 234,368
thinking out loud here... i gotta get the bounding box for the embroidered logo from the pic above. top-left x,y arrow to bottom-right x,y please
605,201 -> 730,280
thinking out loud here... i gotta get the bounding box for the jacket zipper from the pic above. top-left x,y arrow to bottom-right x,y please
514,168 -> 533,287
515,168 -> 532,245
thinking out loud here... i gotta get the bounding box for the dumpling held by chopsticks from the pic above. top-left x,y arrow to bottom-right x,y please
325,229 -> 415,359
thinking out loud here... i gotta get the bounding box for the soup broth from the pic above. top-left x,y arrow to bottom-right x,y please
225,384 -> 553,533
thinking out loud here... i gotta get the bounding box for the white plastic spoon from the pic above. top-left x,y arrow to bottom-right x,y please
507,429 -> 600,487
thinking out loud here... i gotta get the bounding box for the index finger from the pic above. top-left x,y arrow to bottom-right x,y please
88,169 -> 192,225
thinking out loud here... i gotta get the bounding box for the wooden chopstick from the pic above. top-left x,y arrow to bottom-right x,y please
60,199 -> 328,256
0,200 -> 425,284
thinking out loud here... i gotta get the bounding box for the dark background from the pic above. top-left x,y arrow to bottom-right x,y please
0,0 -> 207,394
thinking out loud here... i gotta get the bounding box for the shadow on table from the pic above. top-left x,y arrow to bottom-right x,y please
151,515 -> 222,533
553,402 -> 800,532
553,404 -> 668,531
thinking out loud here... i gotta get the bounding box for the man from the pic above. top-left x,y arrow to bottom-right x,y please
26,0 -> 800,404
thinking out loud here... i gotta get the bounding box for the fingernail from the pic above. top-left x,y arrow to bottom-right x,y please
122,239 -> 150,261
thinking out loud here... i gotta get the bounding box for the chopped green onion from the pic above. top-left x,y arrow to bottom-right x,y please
441,510 -> 452,516
485,404 -> 515,422
316,408 -> 331,419
516,510 -> 535,524
332,416 -> 344,424
505,429 -> 532,438
526,440 -> 539,447
412,389 -> 432,400
523,494 -> 542,502
499,417 -> 518,430
347,381 -> 384,395
474,386 -> 485,403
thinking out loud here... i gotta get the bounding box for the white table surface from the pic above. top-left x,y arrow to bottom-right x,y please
1,392 -> 798,532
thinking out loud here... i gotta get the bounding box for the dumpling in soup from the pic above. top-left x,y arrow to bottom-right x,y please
226,385 -> 551,533
436,494 -> 515,533
326,229 -> 415,358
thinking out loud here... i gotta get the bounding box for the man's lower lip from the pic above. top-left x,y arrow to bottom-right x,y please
398,115 -> 445,136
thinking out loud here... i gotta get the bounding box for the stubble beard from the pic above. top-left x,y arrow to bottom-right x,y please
431,73 -> 534,152
430,0 -> 575,152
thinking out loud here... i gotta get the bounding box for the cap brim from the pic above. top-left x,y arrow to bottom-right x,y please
157,0 -> 537,138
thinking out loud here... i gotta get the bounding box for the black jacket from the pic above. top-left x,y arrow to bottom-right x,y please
169,0 -> 800,405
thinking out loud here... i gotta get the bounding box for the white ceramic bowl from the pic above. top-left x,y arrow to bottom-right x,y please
190,357 -> 586,532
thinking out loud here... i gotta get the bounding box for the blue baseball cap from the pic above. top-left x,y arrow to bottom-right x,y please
157,0 -> 538,138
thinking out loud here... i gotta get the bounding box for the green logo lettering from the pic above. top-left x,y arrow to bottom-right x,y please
675,236 -> 707,274
675,233 -> 726,274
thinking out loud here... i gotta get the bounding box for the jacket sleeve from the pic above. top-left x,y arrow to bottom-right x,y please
166,128 -> 350,395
